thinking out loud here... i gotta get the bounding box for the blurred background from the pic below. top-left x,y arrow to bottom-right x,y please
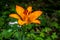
0,0 -> 60,40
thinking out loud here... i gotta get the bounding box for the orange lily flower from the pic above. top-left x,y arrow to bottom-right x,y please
9,5 -> 42,25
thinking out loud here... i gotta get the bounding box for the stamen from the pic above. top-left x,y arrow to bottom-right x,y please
23,10 -> 28,15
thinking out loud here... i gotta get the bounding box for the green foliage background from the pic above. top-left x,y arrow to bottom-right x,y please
0,0 -> 60,40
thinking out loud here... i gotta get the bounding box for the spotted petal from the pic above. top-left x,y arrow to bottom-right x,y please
27,6 -> 32,13
9,14 -> 20,19
18,19 -> 25,25
16,5 -> 25,19
29,11 -> 42,21
31,20 -> 41,24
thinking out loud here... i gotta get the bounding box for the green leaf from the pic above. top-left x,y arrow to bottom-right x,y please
0,18 -> 4,26
35,37 -> 43,40
40,32 -> 45,37
51,32 -> 57,39
42,27 -> 52,32
51,22 -> 59,28
39,15 -> 47,26
46,37 -> 52,40
1,29 -> 14,38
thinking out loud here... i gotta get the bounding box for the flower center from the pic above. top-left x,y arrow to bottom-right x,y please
23,10 -> 31,15
23,10 -> 28,15
23,10 -> 31,24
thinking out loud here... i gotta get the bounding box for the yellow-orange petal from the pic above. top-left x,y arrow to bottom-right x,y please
27,6 -> 32,13
29,11 -> 42,21
16,5 -> 25,19
31,20 -> 41,24
18,19 -> 25,25
9,14 -> 20,19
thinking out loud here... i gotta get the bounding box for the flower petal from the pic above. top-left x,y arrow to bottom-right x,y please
9,14 -> 20,19
9,14 -> 25,25
31,20 -> 41,24
27,6 -> 32,13
16,5 -> 25,19
18,19 -> 25,25
29,11 -> 42,21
